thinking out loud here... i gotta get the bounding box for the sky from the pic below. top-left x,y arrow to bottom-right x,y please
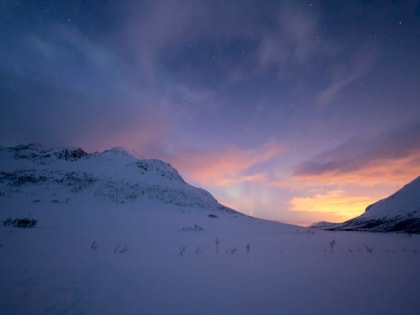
1,0 -> 420,226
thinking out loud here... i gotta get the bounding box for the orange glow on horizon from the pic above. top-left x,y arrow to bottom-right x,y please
281,152 -> 420,224
289,190 -> 379,220
168,144 -> 420,226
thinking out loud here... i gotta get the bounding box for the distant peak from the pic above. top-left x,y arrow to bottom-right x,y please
101,147 -> 141,159
2,143 -> 88,161
55,148 -> 88,161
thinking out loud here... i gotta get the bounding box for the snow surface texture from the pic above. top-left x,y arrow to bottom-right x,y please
313,176 -> 420,233
1,144 -> 420,314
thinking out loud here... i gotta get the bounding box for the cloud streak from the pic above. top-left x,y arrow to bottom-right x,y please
317,46 -> 376,108
293,122 -> 420,185
169,140 -> 283,187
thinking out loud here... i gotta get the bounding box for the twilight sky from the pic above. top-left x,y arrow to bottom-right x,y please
1,0 -> 420,225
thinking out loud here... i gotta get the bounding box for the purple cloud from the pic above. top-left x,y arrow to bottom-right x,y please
293,122 -> 420,176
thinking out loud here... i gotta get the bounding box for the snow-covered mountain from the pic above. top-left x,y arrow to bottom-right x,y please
0,143 -> 237,214
313,176 -> 420,233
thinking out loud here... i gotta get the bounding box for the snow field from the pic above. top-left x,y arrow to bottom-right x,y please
1,197 -> 420,315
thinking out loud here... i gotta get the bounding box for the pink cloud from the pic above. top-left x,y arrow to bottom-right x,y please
169,140 -> 283,187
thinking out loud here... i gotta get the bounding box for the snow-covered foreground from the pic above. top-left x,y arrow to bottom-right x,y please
1,197 -> 420,315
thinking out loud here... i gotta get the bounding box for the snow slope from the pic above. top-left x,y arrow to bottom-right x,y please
1,144 -> 420,314
0,143 -> 236,212
313,176 -> 420,233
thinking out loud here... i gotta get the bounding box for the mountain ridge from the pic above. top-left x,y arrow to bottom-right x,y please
0,143 -> 237,214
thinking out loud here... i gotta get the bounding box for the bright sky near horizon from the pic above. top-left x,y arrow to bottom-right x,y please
1,0 -> 420,225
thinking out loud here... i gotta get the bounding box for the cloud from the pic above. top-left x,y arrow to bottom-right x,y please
0,17 -> 177,151
1,0 -> 341,148
293,122 -> 420,185
258,4 -> 317,65
120,0 -> 208,79
257,2 -> 335,74
117,0 -> 337,84
168,139 -> 283,186
317,47 -> 376,108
